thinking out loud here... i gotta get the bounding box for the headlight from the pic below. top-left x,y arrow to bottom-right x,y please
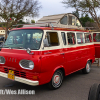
0,56 -> 5,64
19,60 -> 34,70
29,61 -> 34,69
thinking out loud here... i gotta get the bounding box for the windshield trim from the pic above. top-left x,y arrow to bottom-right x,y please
3,29 -> 44,50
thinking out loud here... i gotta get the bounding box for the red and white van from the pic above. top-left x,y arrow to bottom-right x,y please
0,13 -> 95,89
91,32 -> 100,58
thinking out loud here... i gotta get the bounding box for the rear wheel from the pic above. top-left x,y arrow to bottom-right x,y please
88,83 -> 100,100
48,70 -> 63,90
82,61 -> 91,74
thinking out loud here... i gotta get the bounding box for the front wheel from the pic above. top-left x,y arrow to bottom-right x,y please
82,61 -> 91,74
47,70 -> 63,90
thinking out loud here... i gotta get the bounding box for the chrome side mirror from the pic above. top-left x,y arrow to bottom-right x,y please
26,48 -> 34,55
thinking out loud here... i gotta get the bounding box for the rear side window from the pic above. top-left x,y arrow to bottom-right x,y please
84,33 -> 92,43
60,16 -> 67,25
76,33 -> 84,44
93,33 -> 100,42
45,32 -> 59,46
67,32 -> 76,45
61,32 -> 66,45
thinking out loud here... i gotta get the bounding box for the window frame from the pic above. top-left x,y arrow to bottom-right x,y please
67,32 -> 76,45
3,29 -> 44,50
45,31 -> 60,47
61,32 -> 67,45
76,32 -> 85,44
93,33 -> 100,42
60,15 -> 68,25
84,33 -> 92,43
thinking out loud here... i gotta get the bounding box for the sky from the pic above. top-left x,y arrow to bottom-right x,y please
25,0 -> 75,23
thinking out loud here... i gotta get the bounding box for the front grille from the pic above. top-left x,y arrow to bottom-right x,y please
0,56 -> 5,64
15,70 -> 20,76
4,68 -> 8,73
4,68 -> 26,78
20,72 -> 26,78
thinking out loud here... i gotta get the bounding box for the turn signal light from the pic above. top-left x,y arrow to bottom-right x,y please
33,76 -> 38,80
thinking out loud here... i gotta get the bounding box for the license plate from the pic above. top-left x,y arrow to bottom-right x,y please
8,70 -> 15,80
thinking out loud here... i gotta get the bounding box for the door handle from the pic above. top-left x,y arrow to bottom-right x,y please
44,52 -> 52,54
60,53 -> 65,55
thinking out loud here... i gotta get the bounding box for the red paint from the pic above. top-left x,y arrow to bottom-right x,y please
12,27 -> 89,32
94,44 -> 100,58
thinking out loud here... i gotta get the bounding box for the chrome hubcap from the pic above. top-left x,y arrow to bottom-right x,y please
86,63 -> 90,72
54,75 -> 60,84
52,71 -> 62,88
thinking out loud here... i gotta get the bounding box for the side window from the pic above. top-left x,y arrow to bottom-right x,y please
72,16 -> 75,25
93,33 -> 100,42
68,16 -> 75,25
60,16 -> 67,25
68,16 -> 72,25
76,18 -> 81,27
61,32 -> 66,45
84,33 -> 92,43
67,32 -> 76,45
76,33 -> 84,44
44,32 -> 59,47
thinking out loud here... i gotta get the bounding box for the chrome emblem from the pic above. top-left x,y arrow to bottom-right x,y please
7,58 -> 17,62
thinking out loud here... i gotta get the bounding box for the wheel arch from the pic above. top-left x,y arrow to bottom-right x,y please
52,66 -> 65,78
87,59 -> 92,64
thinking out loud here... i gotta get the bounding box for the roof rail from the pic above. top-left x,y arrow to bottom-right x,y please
22,21 -> 57,28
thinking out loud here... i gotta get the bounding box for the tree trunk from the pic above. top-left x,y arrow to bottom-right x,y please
5,27 -> 8,41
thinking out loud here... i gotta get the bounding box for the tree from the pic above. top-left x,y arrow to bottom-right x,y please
18,20 -> 26,24
62,0 -> 100,29
79,14 -> 94,27
0,0 -> 41,39
72,9 -> 80,18
31,20 -> 35,23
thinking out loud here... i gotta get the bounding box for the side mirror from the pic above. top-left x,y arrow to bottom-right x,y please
26,48 -> 34,55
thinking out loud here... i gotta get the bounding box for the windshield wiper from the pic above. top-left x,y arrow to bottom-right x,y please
3,45 -> 12,49
14,47 -> 25,49
3,45 -> 10,48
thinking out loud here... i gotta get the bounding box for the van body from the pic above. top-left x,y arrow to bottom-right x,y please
0,26 -> 95,89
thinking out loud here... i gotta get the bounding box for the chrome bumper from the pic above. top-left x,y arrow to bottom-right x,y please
0,72 -> 39,86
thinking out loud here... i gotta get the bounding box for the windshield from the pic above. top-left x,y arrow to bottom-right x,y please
3,29 -> 43,50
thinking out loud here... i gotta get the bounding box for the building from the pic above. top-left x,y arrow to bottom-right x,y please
0,27 -> 5,37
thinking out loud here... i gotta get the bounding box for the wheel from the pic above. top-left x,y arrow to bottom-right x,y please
47,70 -> 63,90
82,61 -> 91,74
88,83 -> 100,100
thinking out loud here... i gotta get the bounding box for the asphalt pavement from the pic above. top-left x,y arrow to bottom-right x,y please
0,64 -> 99,100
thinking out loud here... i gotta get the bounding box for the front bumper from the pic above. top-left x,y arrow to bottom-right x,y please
0,72 -> 39,86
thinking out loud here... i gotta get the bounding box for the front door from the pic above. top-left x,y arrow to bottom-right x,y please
41,31 -> 65,82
